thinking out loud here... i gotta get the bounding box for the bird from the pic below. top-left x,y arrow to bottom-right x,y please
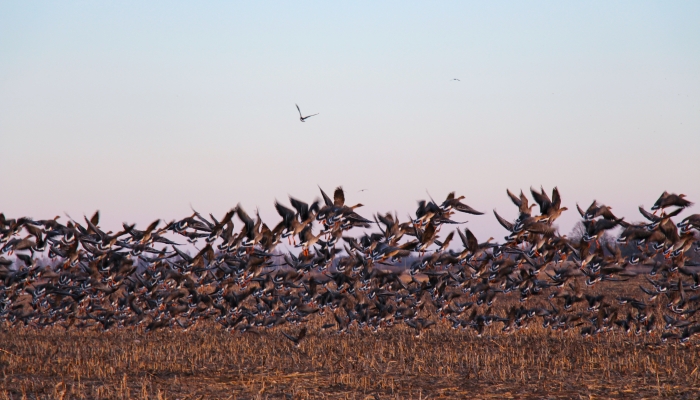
0,185 -> 697,347
282,327 -> 307,347
295,104 -> 318,122
652,191 -> 693,213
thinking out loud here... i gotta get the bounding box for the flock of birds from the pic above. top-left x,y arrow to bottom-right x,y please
1,187 -> 700,344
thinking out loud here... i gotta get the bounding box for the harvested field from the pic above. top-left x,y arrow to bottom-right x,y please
2,290 -> 699,399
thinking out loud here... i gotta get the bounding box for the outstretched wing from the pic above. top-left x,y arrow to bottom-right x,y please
334,186 -> 345,207
319,186 -> 334,207
506,189 -> 522,207
493,210 -> 514,232
282,331 -> 298,343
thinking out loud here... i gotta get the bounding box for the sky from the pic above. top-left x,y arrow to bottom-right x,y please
1,1 -> 699,242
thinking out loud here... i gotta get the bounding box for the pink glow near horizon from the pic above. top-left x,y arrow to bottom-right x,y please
2,2 -> 699,244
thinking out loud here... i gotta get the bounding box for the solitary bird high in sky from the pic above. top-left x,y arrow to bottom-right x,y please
295,104 -> 319,122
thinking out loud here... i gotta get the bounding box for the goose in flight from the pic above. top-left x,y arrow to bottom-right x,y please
295,104 -> 319,122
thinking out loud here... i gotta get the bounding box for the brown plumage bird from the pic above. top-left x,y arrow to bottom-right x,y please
652,191 -> 693,213
440,192 -> 484,215
282,327 -> 307,347
530,186 -> 568,223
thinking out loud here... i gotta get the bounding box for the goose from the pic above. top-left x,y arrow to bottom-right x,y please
652,191 -> 693,213
530,186 -> 568,223
0,186 -> 698,346
440,192 -> 484,215
295,104 -> 318,122
295,226 -> 323,256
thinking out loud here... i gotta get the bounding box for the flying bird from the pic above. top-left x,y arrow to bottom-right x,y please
282,327 -> 307,347
2,184 -> 699,345
296,104 -> 319,122
452,78 -> 460,81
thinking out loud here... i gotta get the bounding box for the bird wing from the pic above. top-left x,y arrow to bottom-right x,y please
652,191 -> 668,209
506,189 -> 522,207
457,228 -> 469,249
530,186 -> 551,214
289,196 -> 310,220
275,201 -> 295,225
282,331 -> 298,343
465,228 -> 479,253
638,206 -> 658,222
236,205 -> 254,233
319,187 -> 334,207
584,200 -> 598,217
552,187 -> 562,210
334,186 -> 345,207
454,202 -> 484,215
493,210 -> 514,232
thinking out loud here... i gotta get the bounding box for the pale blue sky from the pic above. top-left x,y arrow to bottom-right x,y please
1,1 -> 699,240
